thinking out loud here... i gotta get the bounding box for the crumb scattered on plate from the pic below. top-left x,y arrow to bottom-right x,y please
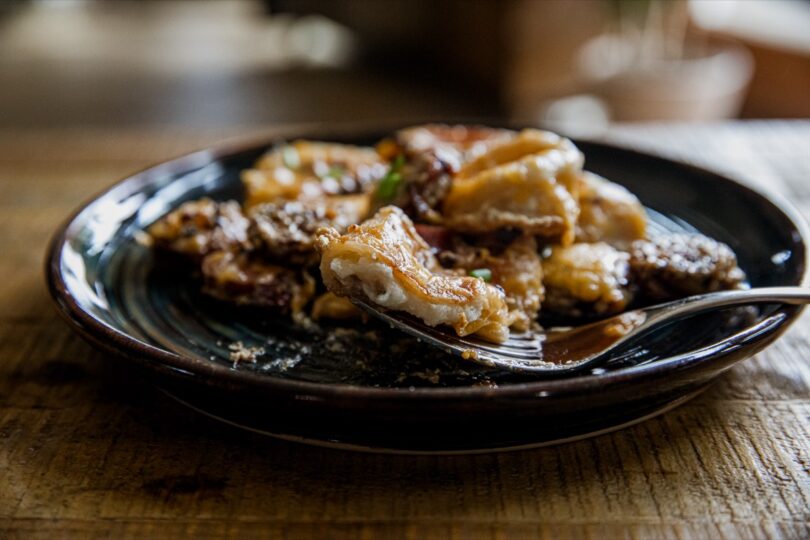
228,341 -> 265,366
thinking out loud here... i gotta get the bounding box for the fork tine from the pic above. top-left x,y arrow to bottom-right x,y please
505,332 -> 542,342
352,299 -> 610,373
463,339 -> 537,355
352,300 -> 546,363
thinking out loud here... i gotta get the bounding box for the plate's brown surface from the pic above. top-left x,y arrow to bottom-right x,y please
2,123 -> 810,538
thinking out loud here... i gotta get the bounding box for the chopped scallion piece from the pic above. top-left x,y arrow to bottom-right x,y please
282,145 -> 300,169
469,268 -> 492,282
376,154 -> 406,201
326,165 -> 345,178
377,172 -> 402,200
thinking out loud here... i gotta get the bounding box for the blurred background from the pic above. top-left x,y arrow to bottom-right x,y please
1,0 -> 809,135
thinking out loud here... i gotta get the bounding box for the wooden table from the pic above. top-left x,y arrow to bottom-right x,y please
1,122 -> 808,539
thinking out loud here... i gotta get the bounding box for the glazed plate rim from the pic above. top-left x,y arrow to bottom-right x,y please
45,124 -> 810,400
160,386 -> 710,455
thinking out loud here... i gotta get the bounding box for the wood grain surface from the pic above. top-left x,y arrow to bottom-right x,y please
0,122 -> 808,539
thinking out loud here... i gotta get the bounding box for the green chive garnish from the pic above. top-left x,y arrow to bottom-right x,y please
376,154 -> 406,201
326,165 -> 345,178
469,268 -> 492,282
377,171 -> 402,200
282,145 -> 300,169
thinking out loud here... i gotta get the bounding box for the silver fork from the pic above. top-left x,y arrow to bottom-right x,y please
352,287 -> 810,374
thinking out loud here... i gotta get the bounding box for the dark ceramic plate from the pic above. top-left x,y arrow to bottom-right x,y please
46,125 -> 809,453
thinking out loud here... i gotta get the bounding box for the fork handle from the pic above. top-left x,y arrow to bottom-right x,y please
645,286 -> 810,324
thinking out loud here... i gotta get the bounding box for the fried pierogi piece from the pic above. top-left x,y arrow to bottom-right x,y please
455,129 -> 578,183
438,235 -> 544,332
242,141 -> 386,208
629,233 -> 746,302
148,198 -> 250,258
248,194 -> 370,266
393,124 -> 515,160
442,130 -> 583,244
576,172 -> 646,247
201,251 -> 315,317
542,242 -> 632,319
316,206 -> 511,342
